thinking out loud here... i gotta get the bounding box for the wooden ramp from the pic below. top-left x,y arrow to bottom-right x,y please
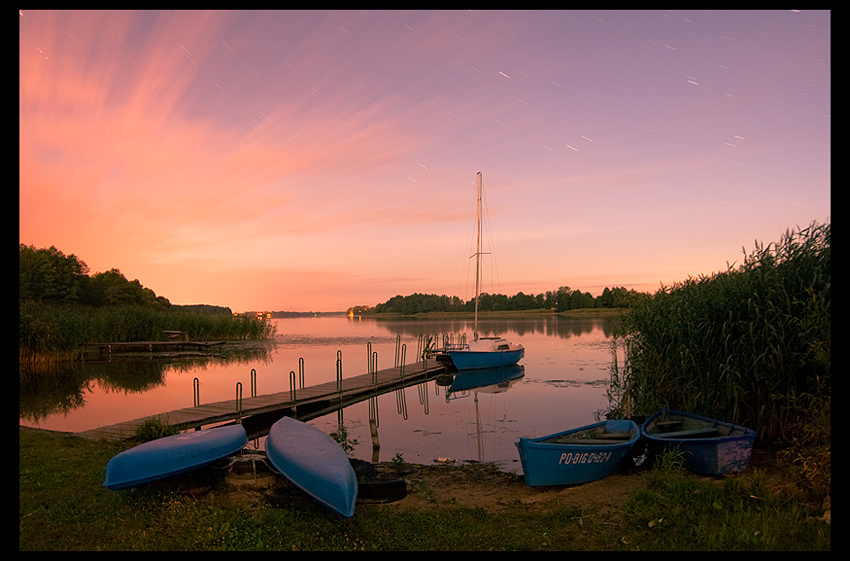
77,360 -> 448,442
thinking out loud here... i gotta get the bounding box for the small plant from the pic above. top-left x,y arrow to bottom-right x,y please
135,417 -> 179,442
390,452 -> 408,474
329,424 -> 359,455
652,448 -> 685,472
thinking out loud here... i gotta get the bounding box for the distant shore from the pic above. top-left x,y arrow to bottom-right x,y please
357,307 -> 628,319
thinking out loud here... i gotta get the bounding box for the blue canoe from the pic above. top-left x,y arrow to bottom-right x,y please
445,336 -> 525,370
516,419 -> 640,486
104,424 -> 247,490
641,408 -> 757,475
264,416 -> 358,518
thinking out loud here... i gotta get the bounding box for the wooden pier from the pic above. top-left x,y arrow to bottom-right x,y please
82,339 -> 227,358
76,359 -> 449,442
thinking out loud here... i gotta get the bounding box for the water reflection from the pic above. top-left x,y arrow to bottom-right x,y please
19,316 -> 620,470
368,314 -> 616,340
19,342 -> 274,426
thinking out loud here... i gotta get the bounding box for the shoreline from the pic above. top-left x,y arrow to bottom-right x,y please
357,308 -> 628,319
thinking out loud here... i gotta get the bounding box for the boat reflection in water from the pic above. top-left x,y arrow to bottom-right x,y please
444,365 -> 525,462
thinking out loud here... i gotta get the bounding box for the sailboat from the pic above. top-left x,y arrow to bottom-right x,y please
445,172 -> 525,371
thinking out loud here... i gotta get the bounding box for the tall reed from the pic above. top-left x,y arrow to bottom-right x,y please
607,221 -> 829,442
19,301 -> 276,355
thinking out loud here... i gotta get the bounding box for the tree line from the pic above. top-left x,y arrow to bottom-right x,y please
361,285 -> 649,315
19,244 -> 274,357
20,244 -> 175,310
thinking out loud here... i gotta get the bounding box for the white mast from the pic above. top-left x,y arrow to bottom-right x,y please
473,171 -> 482,340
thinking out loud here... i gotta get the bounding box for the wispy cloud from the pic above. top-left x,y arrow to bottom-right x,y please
20,10 -> 830,310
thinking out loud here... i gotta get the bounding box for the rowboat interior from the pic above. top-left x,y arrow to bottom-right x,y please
544,426 -> 634,445
648,417 -> 738,439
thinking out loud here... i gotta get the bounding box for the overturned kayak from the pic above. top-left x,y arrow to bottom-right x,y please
104,424 -> 247,490
516,419 -> 640,486
264,416 -> 358,518
641,408 -> 757,475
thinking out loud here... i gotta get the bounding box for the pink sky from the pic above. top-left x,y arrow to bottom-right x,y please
20,10 -> 830,312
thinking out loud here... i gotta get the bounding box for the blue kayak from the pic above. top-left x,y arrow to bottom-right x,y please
104,424 -> 247,490
265,416 -> 358,518
516,419 -> 640,486
641,408 -> 757,475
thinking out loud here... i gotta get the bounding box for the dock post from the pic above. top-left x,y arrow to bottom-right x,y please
370,418 -> 380,463
336,350 -> 343,393
235,382 -> 243,424
396,387 -> 407,420
289,370 -> 298,417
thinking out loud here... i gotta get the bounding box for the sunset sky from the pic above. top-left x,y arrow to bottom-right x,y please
19,10 -> 830,312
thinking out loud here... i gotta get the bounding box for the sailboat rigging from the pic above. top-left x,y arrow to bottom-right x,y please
445,172 -> 525,371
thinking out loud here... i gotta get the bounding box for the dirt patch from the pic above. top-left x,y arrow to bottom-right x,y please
387,462 -> 645,520
195,448 -> 815,522
207,459 -> 647,520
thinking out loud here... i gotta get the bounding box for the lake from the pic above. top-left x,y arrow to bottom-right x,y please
19,315 -> 622,472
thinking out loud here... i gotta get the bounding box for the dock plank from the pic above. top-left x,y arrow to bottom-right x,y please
76,360 -> 447,441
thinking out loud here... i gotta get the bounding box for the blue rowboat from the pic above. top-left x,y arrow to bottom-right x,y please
104,424 -> 247,490
264,416 -> 358,518
641,408 -> 757,475
516,419 -> 640,486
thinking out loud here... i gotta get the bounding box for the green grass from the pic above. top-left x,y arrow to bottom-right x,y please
624,451 -> 830,550
19,429 -> 830,551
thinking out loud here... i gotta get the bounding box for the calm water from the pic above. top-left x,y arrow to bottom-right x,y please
20,315 -> 620,471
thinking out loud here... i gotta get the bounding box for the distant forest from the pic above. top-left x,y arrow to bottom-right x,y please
356,286 -> 650,316
19,243 -> 648,317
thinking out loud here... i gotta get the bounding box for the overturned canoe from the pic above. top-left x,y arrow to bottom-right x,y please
104,424 -> 247,490
516,419 -> 640,486
641,408 -> 757,475
264,416 -> 358,518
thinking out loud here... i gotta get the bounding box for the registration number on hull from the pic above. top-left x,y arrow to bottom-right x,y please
558,451 -> 613,465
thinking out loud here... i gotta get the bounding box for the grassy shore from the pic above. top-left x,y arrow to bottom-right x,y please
19,427 -> 829,551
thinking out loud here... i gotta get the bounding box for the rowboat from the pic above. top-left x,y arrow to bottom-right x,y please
445,172 -> 524,371
264,416 -> 358,518
104,424 -> 247,490
515,419 -> 640,486
641,408 -> 757,475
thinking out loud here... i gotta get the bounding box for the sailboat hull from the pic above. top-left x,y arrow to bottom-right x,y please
446,338 -> 525,370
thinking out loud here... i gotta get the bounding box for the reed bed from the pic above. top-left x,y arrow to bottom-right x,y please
607,221 -> 830,443
19,301 -> 275,355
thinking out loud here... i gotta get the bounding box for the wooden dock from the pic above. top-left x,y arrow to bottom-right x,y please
82,340 -> 227,358
76,359 -> 448,442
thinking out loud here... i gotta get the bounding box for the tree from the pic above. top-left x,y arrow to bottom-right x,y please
509,291 -> 536,310
19,244 -> 89,303
88,269 -> 169,309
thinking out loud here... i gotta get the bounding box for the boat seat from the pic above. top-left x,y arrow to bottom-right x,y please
655,428 -> 720,439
